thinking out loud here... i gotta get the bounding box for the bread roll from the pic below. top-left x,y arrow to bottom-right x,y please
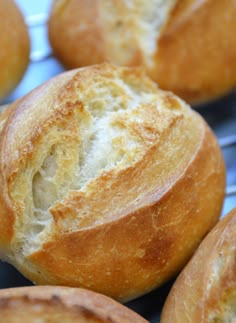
0,285 -> 147,322
48,0 -> 236,105
160,208 -> 236,323
0,63 -> 225,301
0,0 -> 30,101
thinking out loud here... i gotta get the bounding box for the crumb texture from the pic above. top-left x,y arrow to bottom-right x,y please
99,0 -> 177,66
9,66 -> 188,258
1,65 -> 205,290
208,291 -> 236,323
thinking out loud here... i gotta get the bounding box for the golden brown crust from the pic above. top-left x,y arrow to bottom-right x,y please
160,208 -> 236,323
48,0 -> 236,104
0,64 -> 225,301
48,0 -> 106,68
153,0 -> 236,104
0,285 -> 148,322
27,122 -> 225,301
0,0 -> 30,101
0,73 -> 74,250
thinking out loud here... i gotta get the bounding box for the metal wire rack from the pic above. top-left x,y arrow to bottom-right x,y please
219,136 -> 236,196
1,5 -> 236,323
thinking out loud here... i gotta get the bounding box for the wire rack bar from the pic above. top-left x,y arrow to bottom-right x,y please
226,185 -> 236,196
30,51 -> 53,63
25,13 -> 48,27
219,135 -> 236,148
219,135 -> 236,196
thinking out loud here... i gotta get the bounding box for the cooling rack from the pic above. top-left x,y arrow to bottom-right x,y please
0,2 -> 236,322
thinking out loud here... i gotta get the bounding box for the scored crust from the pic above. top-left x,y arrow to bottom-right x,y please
48,0 -> 236,104
0,64 -> 225,301
48,0 -> 177,70
160,208 -> 236,323
0,285 -> 148,322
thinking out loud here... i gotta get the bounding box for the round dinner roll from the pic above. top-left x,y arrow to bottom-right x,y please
0,64 -> 225,302
0,285 -> 147,322
48,0 -> 236,105
0,0 -> 30,101
160,208 -> 236,323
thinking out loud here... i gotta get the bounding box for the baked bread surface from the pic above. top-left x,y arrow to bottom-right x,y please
0,285 -> 147,322
160,208 -> 236,323
0,64 -> 225,301
0,0 -> 30,101
48,0 -> 236,104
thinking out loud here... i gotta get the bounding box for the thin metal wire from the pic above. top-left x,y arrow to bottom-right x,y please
226,185 -> 236,196
25,13 -> 48,27
30,51 -> 53,63
26,13 -> 53,62
218,135 -> 236,148
219,136 -> 236,196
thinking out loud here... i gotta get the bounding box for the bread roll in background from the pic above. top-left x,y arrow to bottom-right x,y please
0,63 -> 225,302
160,208 -> 236,323
0,285 -> 147,322
0,0 -> 30,101
48,0 -> 236,105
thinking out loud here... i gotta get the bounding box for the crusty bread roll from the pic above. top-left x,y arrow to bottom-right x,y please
0,0 -> 30,101
0,285 -> 147,322
0,63 -> 225,302
48,0 -> 236,105
161,208 -> 236,323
